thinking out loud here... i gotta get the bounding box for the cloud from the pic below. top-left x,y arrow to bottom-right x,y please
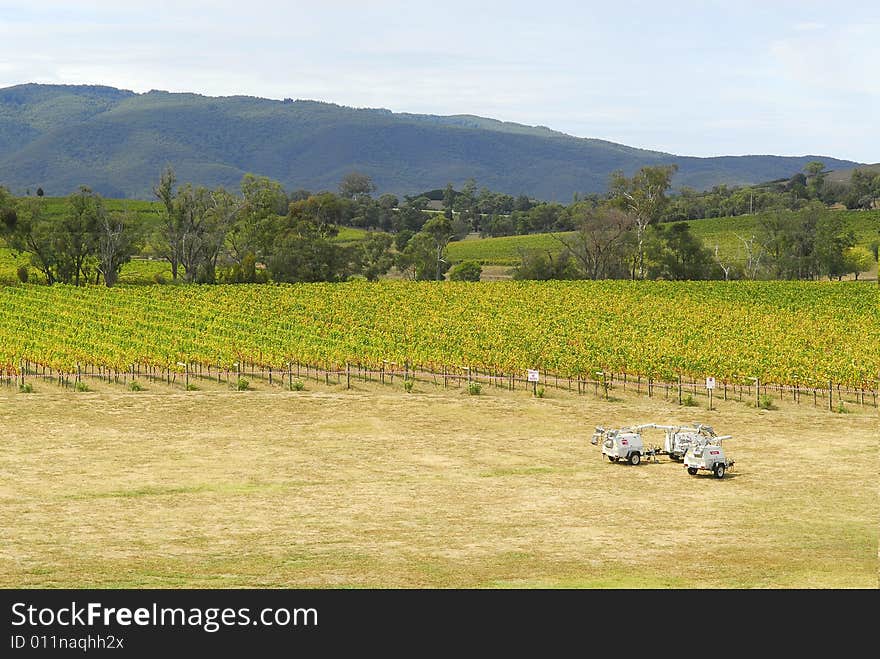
769,23 -> 880,97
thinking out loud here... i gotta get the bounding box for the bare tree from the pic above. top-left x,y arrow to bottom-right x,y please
734,233 -> 765,280
713,245 -> 731,281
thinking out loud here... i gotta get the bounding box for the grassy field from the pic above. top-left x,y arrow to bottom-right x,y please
0,376 -> 875,588
448,209 -> 880,267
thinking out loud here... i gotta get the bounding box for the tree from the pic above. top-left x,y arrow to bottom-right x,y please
421,215 -> 455,280
758,209 -> 799,278
95,209 -> 142,287
1,196 -> 61,284
36,187 -> 44,197
804,161 -> 826,200
442,183 -> 455,219
448,260 -> 482,281
268,194 -> 354,283
842,246 -> 873,280
552,204 -> 634,279
644,223 -> 713,280
845,168 -> 880,209
734,233 -> 766,280
397,232 -> 441,281
356,232 -> 395,281
813,208 -> 854,280
61,187 -> 103,286
153,166 -> 182,280
609,164 -> 678,278
228,174 -> 284,267
339,172 -> 375,199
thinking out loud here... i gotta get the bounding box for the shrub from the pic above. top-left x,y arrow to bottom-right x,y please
19,383 -> 34,393
682,394 -> 698,407
404,379 -> 414,393
449,260 -> 483,282
16,265 -> 28,283
467,381 -> 482,395
128,381 -> 144,391
74,381 -> 89,392
758,393 -> 776,410
185,383 -> 199,391
236,377 -> 250,391
290,379 -> 305,391
534,386 -> 545,398
152,272 -> 166,285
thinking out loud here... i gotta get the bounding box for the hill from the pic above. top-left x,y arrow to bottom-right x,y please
0,84 -> 861,202
447,210 -> 880,266
825,163 -> 880,185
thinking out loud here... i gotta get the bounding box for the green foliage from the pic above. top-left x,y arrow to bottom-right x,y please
290,379 -> 305,391
185,383 -> 199,391
448,260 -> 482,281
758,393 -> 776,410
512,250 -> 577,280
534,386 -> 545,398
397,231 -> 449,280
235,377 -> 250,391
19,382 -> 33,393
356,232 -> 395,281
467,381 -> 482,396
682,394 -> 698,407
128,381 -> 144,391
16,264 -> 28,283
74,381 -> 89,392
842,246 -> 873,279
644,222 -> 713,280
403,379 -> 414,393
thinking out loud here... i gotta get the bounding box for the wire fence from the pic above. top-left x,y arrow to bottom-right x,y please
3,359 -> 877,411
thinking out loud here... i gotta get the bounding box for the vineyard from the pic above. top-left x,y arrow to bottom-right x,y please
447,209 -> 880,266
1,281 -> 877,399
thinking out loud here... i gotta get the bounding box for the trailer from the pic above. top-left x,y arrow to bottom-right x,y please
591,422 -> 734,477
591,426 -> 661,465
683,442 -> 735,479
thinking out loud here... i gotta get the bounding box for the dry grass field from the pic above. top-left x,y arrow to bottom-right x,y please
0,375 -> 876,589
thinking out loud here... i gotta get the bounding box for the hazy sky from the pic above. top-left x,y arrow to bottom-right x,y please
1,0 -> 877,162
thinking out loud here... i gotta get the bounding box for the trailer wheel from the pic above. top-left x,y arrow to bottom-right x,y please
687,467 -> 698,476
714,463 -> 726,479
629,452 -> 641,466
606,454 -> 615,462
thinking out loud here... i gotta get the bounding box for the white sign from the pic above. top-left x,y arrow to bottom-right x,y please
527,369 -> 540,382
706,377 -> 716,390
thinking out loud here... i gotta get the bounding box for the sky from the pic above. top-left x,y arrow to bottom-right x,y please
0,0 -> 877,162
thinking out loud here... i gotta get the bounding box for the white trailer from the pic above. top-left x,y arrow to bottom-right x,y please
591,422 -> 734,477
683,442 -> 735,479
592,426 -> 661,465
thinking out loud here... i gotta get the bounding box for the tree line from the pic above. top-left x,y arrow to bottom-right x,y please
1,162 -> 876,286
0,169 -> 476,286
513,164 -> 875,282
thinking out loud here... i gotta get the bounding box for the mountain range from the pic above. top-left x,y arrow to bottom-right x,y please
0,83 -> 862,202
